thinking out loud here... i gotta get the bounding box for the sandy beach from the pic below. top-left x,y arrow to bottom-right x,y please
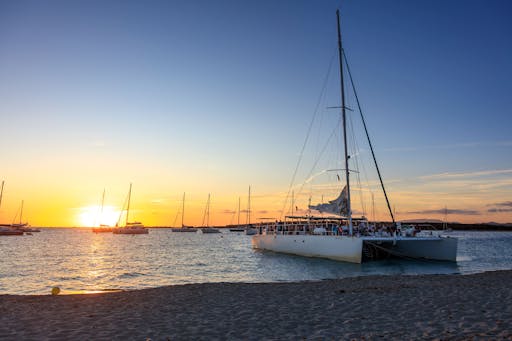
1,270 -> 511,340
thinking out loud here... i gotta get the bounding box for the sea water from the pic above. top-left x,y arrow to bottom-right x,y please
0,229 -> 511,295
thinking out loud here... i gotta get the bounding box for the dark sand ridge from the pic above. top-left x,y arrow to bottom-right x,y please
1,270 -> 511,340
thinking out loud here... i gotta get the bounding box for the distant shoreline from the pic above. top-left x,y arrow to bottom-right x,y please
2,270 -> 511,339
31,222 -> 512,231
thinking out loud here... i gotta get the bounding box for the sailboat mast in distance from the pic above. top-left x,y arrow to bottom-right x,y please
0,181 -> 4,209
181,192 -> 185,227
100,188 -> 105,217
126,183 -> 132,224
238,197 -> 241,226
20,200 -> 24,224
337,9 -> 353,235
247,186 -> 251,225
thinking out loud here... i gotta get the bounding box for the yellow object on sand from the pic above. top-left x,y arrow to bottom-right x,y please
51,287 -> 60,295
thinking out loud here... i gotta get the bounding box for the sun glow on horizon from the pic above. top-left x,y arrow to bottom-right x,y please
77,205 -> 121,227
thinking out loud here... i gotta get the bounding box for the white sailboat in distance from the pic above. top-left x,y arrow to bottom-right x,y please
112,183 -> 148,235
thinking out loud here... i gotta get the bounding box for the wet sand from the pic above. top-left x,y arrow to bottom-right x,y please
1,270 -> 511,340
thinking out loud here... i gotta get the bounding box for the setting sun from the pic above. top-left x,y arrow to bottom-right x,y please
77,205 -> 121,227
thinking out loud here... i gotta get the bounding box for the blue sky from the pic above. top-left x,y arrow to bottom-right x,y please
0,0 -> 511,225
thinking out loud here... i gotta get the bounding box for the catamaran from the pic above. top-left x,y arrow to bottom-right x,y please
252,10 -> 457,264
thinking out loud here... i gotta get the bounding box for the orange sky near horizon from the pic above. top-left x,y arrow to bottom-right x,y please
1,174 -> 511,227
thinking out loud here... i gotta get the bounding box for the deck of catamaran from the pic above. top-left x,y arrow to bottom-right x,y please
252,216 -> 458,263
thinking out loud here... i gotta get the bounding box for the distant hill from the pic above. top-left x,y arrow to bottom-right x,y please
400,219 -> 445,224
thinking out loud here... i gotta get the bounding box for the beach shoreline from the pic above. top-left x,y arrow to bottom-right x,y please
1,270 -> 511,340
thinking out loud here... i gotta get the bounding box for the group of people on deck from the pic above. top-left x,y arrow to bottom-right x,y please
262,219 -> 420,238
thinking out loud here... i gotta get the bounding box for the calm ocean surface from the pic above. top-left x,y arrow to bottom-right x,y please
1,229 -> 511,295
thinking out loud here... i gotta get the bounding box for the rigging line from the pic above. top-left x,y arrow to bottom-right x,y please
172,209 -> 180,227
343,49 -> 395,224
347,86 -> 373,219
279,49 -> 337,220
296,117 -> 341,202
116,190 -> 130,227
347,94 -> 372,219
347,106 -> 367,217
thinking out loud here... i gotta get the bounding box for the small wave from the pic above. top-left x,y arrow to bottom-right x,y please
117,272 -> 144,279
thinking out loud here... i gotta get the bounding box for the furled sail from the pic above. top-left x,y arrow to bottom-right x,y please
309,186 -> 348,216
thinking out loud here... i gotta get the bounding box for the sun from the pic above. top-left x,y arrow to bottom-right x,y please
77,205 -> 121,227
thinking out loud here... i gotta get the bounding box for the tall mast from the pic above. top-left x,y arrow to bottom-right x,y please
95,188 -> 105,227
181,192 -> 186,227
204,193 -> 211,227
237,197 -> 240,226
337,9 -> 353,235
126,183 -> 132,225
207,194 -> 210,226
20,200 -> 24,224
247,186 -> 251,225
100,188 -> 105,217
0,181 -> 4,210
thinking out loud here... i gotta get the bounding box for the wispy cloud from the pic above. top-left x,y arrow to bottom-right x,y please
383,141 -> 512,153
420,169 -> 512,180
486,201 -> 512,213
488,208 -> 512,213
406,208 -> 480,215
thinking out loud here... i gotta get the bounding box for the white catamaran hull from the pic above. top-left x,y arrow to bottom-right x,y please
252,234 -> 458,264
252,234 -> 363,263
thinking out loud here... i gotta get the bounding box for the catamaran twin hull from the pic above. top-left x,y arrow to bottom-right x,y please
252,234 -> 458,264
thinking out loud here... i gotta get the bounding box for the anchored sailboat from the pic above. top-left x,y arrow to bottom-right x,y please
171,192 -> 197,232
112,183 -> 148,235
252,10 -> 457,263
229,197 -> 245,232
0,181 -> 24,236
92,189 -> 113,233
197,193 -> 220,233
245,186 -> 257,235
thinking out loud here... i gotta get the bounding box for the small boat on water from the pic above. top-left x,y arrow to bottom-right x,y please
113,221 -> 148,234
112,183 -> 148,235
229,197 -> 244,232
244,187 -> 257,235
252,10 -> 457,264
0,183 -> 31,235
92,224 -> 114,233
92,189 -> 113,233
197,194 -> 220,234
0,225 -> 24,236
171,193 -> 197,232
11,200 -> 41,233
